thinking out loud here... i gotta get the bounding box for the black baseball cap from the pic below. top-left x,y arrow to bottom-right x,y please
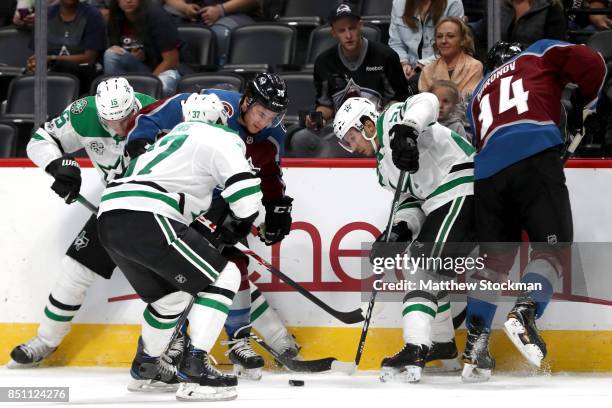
329,2 -> 361,24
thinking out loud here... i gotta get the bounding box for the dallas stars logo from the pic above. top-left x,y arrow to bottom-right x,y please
70,98 -> 88,115
97,155 -> 127,182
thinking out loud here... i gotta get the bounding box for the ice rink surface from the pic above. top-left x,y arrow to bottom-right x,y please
1,367 -> 611,407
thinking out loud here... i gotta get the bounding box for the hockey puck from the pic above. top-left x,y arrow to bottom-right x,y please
288,379 -> 304,386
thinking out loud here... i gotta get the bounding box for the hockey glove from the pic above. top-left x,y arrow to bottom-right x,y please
217,211 -> 259,246
258,196 -> 293,246
390,124 -> 419,173
125,138 -> 149,160
369,221 -> 413,265
45,157 -> 81,204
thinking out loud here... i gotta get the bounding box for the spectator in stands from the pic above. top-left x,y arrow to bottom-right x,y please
104,0 -> 181,96
12,0 -> 57,29
162,0 -> 262,64
418,16 -> 483,97
388,0 -> 464,80
309,2 -> 409,129
501,0 -> 567,47
587,1 -> 612,30
25,0 -> 106,95
429,79 -> 469,140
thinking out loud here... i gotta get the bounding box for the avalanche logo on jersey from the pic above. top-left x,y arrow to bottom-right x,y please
73,231 -> 90,251
222,101 -> 234,118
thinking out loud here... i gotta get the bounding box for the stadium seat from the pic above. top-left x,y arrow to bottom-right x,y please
588,30 -> 612,62
0,122 -> 17,157
278,0 -> 338,27
90,74 -> 163,99
0,74 -> 79,156
304,23 -> 382,69
176,72 -> 245,94
0,27 -> 31,68
360,0 -> 392,18
177,24 -> 215,71
223,24 -> 296,73
279,73 -> 316,125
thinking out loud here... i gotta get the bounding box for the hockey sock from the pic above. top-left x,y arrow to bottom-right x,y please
189,262 -> 240,352
466,297 -> 497,330
38,256 -> 96,348
402,270 -> 437,346
224,253 -> 251,338
141,291 -> 191,357
431,291 -> 454,343
520,258 -> 557,318
250,282 -> 289,345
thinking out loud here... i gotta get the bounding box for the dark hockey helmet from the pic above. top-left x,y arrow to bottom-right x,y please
244,73 -> 288,127
486,41 -> 523,72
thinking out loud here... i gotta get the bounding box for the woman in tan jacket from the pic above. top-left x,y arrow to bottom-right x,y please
418,16 -> 483,97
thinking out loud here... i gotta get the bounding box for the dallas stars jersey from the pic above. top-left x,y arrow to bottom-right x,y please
27,93 -> 157,184
98,121 -> 263,225
468,40 -> 607,180
376,93 -> 474,232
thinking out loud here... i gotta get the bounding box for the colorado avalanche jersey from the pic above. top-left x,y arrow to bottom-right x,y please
126,88 -> 286,200
468,39 -> 606,180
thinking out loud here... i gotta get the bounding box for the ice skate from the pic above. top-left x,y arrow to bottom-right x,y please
380,343 -> 429,383
7,336 -> 57,369
269,332 -> 301,366
462,318 -> 495,382
127,337 -> 179,393
503,297 -> 546,367
425,339 -> 461,372
223,325 -> 264,380
176,343 -> 237,401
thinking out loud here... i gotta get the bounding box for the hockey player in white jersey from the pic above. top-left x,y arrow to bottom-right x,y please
333,94 -> 475,383
8,78 -> 158,370
97,93 -> 263,401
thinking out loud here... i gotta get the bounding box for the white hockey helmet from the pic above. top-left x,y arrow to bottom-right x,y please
333,97 -> 379,152
96,77 -> 137,123
181,93 -> 229,126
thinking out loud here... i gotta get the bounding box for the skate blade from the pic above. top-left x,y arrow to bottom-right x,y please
503,318 -> 543,368
380,366 -> 422,383
461,363 -> 491,383
127,378 -> 179,393
176,383 -> 237,401
425,358 -> 462,373
233,364 -> 262,381
6,359 -> 43,369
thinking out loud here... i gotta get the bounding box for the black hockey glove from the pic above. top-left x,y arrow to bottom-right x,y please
217,211 -> 259,246
369,221 -> 413,265
258,196 -> 293,246
390,124 -> 419,173
45,157 -> 81,204
125,138 -> 149,159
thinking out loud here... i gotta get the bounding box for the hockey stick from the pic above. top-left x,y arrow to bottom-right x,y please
234,242 -> 365,325
332,171 -> 409,375
251,334 -> 339,373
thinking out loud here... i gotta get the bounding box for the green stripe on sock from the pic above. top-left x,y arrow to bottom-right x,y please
195,297 -> 229,314
143,308 -> 178,330
44,307 -> 74,322
437,302 -> 451,314
250,302 -> 269,323
402,303 -> 436,318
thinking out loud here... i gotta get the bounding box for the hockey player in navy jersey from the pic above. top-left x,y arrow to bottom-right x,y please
463,40 -> 607,381
124,72 -> 297,380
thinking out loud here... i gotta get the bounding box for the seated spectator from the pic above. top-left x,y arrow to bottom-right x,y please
26,0 -> 106,95
501,0 -> 567,47
418,16 -> 483,97
429,79 -> 469,141
163,0 -> 261,64
587,1 -> 612,31
12,0 -> 58,29
309,2 -> 409,130
388,0 -> 464,80
104,0 -> 181,96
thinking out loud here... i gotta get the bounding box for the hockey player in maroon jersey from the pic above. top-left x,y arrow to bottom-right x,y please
463,40 -> 607,381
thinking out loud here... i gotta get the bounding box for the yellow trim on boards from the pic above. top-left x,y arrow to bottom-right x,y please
1,324 -> 611,372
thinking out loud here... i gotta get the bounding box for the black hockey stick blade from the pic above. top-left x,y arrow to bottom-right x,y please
252,334 -> 337,373
236,243 -> 365,325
